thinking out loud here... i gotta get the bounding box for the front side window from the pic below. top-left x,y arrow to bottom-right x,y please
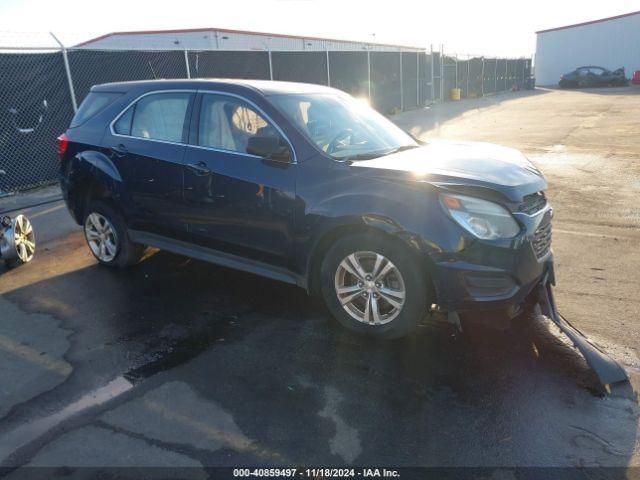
271,93 -> 417,160
114,92 -> 190,143
198,94 -> 284,155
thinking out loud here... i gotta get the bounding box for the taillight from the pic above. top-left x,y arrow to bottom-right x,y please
57,133 -> 69,160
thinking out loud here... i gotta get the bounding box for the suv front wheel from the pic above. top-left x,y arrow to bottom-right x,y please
320,233 -> 431,339
83,201 -> 145,268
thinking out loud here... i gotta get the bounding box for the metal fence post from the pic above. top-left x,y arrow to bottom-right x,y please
440,44 -> 444,103
455,57 -> 458,90
50,32 -> 78,112
467,58 -> 471,98
399,50 -> 404,111
430,45 -> 434,103
494,58 -> 498,92
326,50 -> 331,86
184,50 -> 191,79
416,51 -> 420,107
466,59 -> 470,98
481,57 -> 485,97
505,58 -> 508,91
367,50 -> 371,102
268,48 -> 273,81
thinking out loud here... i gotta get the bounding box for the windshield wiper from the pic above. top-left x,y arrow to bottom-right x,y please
382,144 -> 420,155
341,145 -> 420,162
341,152 -> 385,162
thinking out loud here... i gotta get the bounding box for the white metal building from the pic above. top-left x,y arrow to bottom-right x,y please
75,27 -> 424,52
535,10 -> 640,85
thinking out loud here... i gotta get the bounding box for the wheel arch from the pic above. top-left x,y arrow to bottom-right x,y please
306,217 -> 436,298
67,150 -> 124,223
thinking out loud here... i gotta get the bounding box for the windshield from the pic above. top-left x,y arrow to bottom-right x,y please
270,93 -> 418,160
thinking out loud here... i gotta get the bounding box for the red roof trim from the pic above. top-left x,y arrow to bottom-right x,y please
74,27 -> 424,50
536,10 -> 640,34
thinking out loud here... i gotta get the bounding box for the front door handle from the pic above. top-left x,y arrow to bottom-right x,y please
186,161 -> 211,176
110,144 -> 128,157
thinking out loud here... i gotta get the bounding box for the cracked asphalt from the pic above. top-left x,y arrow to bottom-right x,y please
0,87 -> 639,476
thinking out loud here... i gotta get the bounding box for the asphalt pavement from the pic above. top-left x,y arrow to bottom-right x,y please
0,88 -> 638,476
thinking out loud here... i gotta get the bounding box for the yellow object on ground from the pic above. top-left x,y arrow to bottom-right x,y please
451,88 -> 461,101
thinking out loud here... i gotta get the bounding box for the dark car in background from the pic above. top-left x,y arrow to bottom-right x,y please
58,79 -> 553,339
559,66 -> 628,88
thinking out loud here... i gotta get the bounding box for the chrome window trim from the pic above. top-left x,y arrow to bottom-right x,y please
188,143 -> 262,160
197,89 -> 297,164
109,89 -> 195,146
108,88 -> 297,164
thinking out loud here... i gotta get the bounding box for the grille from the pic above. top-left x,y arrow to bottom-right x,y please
519,192 -> 547,215
532,220 -> 552,259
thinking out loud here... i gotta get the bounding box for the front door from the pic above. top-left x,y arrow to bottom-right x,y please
182,92 -> 297,269
105,90 -> 194,238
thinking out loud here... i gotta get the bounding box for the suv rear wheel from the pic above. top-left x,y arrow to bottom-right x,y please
320,233 -> 431,339
83,201 -> 145,268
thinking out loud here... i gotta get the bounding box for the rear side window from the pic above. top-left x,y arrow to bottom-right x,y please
70,92 -> 121,128
113,92 -> 190,143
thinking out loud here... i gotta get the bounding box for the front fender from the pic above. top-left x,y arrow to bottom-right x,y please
300,191 -> 439,288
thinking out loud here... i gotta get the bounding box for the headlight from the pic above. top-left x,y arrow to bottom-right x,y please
440,193 -> 520,240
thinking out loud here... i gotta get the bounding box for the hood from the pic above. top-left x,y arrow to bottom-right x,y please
350,140 -> 546,202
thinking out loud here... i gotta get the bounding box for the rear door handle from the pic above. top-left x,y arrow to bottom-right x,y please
110,144 -> 128,157
186,161 -> 211,176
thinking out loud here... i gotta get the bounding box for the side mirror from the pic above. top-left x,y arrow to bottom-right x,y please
247,136 -> 292,162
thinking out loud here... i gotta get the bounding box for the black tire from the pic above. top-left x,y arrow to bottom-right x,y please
319,232 -> 432,339
83,200 -> 145,268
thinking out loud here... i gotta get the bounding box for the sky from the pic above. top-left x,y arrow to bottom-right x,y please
0,0 -> 638,56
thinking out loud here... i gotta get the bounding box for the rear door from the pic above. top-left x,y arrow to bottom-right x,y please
589,67 -> 607,86
104,90 -> 194,238
182,91 -> 297,269
577,67 -> 590,87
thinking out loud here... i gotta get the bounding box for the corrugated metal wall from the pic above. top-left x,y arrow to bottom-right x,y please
535,13 -> 640,85
78,30 -> 424,52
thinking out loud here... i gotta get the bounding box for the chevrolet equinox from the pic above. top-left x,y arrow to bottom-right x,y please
59,79 -> 553,339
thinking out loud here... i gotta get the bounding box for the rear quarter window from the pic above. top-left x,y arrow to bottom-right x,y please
70,92 -> 121,128
113,92 -> 191,143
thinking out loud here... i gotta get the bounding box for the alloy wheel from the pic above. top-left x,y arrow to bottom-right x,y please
12,214 -> 35,263
334,251 -> 406,325
85,213 -> 119,262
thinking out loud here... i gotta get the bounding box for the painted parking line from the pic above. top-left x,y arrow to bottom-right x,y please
28,202 -> 65,219
0,334 -> 72,377
0,377 -> 132,464
142,398 -> 285,462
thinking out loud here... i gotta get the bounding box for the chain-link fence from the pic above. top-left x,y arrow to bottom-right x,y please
0,37 -> 532,194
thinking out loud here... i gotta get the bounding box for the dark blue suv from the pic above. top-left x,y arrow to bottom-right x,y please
58,79 -> 553,339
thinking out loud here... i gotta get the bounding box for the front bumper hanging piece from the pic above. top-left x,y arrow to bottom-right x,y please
536,274 -> 628,388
